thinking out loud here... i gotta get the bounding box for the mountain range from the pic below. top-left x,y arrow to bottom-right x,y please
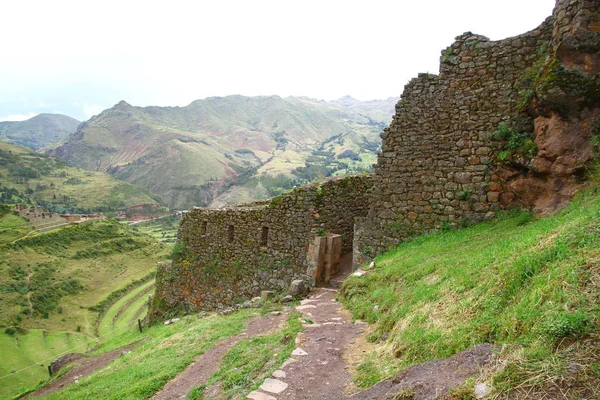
0,113 -> 80,150
50,95 -> 397,208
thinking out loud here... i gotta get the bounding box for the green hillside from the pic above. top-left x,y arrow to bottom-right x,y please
0,207 -> 32,245
341,186 -> 600,398
0,142 -> 159,213
7,186 -> 599,399
0,114 -> 80,150
50,96 -> 396,209
0,220 -> 169,397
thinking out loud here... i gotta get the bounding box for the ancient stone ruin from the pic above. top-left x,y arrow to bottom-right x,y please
151,175 -> 371,317
15,204 -> 105,231
152,0 -> 599,317
355,0 -> 599,260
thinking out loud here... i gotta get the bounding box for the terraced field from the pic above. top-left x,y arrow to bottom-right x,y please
133,215 -> 180,247
98,279 -> 156,338
0,330 -> 92,398
0,220 -> 169,398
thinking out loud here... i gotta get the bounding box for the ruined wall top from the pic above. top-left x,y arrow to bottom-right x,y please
151,174 -> 372,317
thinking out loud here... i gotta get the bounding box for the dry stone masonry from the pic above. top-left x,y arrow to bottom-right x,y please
354,0 -> 599,260
153,0 -> 599,317
151,175 -> 371,317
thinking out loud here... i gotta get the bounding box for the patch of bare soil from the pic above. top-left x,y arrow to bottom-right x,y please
151,311 -> 289,400
25,343 -> 139,398
348,344 -> 497,400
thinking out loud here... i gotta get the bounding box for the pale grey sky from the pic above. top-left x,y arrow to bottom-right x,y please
0,0 -> 556,121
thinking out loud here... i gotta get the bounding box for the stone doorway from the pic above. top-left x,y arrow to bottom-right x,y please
307,233 -> 354,284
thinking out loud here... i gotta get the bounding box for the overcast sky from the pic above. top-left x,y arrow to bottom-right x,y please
0,0 -> 556,122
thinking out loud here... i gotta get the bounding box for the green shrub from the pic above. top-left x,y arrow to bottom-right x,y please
491,122 -> 537,162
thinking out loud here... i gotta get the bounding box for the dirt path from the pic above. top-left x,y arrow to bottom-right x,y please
25,343 -> 139,398
151,312 -> 290,400
247,288 -> 367,400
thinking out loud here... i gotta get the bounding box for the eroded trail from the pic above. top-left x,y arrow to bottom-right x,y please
152,312 -> 289,400
248,288 -> 367,400
25,343 -> 139,398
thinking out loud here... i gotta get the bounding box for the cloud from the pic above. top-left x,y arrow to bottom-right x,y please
0,112 -> 38,122
82,103 -> 104,118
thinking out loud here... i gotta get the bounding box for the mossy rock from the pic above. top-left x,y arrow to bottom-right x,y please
534,58 -> 600,115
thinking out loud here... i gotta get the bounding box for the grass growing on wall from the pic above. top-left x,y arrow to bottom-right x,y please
341,186 -> 600,397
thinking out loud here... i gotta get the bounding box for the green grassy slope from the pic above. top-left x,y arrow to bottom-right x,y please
0,220 -> 169,398
0,114 -> 80,151
32,308 -> 301,400
50,96 -> 396,209
37,311 -> 248,399
0,142 -> 158,213
0,330 -> 90,398
341,188 -> 600,398
0,211 -> 33,245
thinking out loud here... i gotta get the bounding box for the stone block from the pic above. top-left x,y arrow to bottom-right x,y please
487,192 -> 500,202
247,391 -> 277,400
290,280 -> 308,297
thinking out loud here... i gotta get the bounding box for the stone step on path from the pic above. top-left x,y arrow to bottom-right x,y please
247,288 -> 367,400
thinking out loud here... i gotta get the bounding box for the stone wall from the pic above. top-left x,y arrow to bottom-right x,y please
151,175 -> 372,317
552,0 -> 598,51
354,19 -> 554,257
354,0 -> 598,261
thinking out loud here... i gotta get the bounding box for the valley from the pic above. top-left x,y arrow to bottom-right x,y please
0,0 -> 598,397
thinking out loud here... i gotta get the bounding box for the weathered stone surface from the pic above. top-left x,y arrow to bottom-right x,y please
247,391 -> 277,400
474,383 -> 493,399
272,370 -> 287,379
290,279 -> 307,296
291,348 -> 309,356
261,290 -> 274,300
295,305 -> 317,311
259,378 -> 288,394
281,358 -> 298,368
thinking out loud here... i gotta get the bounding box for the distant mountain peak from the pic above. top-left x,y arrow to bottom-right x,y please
116,100 -> 133,108
0,113 -> 80,150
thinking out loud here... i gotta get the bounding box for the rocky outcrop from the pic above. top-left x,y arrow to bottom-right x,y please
500,0 -> 600,213
349,344 -> 496,400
